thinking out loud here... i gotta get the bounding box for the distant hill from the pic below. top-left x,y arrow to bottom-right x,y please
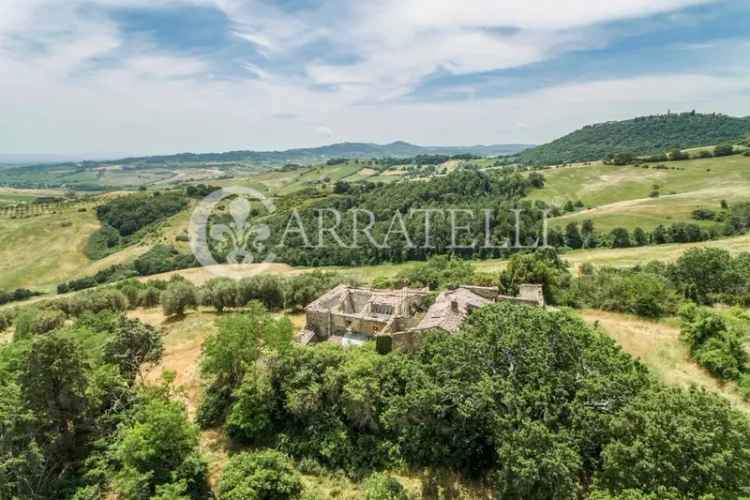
517,112 -> 750,166
88,141 -> 534,167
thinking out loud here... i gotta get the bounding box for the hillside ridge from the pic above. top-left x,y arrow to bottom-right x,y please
518,111 -> 750,166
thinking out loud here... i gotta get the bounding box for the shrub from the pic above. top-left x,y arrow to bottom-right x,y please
74,310 -> 121,334
0,288 -> 38,306
679,304 -> 747,380
199,278 -> 240,313
14,308 -> 66,340
392,255 -> 475,290
364,473 -> 409,500
285,271 -> 353,311
569,268 -> 679,319
608,228 -> 631,248
218,450 -> 303,500
118,281 -> 143,309
237,275 -> 286,311
138,287 -> 162,308
713,144 -> 735,157
739,373 -> 750,401
692,208 -> 716,221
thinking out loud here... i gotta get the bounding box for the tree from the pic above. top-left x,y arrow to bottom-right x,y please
333,181 -> 351,194
632,227 -> 648,246
581,219 -> 595,248
713,144 -> 735,157
200,278 -> 240,313
237,275 -> 287,311
161,282 -> 197,317
498,249 -> 571,305
527,172 -> 545,188
198,303 -> 294,427
103,317 -> 163,382
218,450 -> 303,500
564,222 -> 583,249
610,152 -> 634,165
667,148 -> 689,161
110,388 -> 208,499
138,286 -> 161,308
0,383 -> 46,500
593,386 -> 750,497
19,335 -> 92,485
652,224 -> 667,244
201,302 -> 294,389
609,228 -> 631,248
670,248 -> 732,304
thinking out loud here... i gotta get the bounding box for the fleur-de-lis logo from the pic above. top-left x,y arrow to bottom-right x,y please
189,187 -> 276,278
209,197 -> 271,264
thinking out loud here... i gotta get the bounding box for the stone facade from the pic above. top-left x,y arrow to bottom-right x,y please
300,285 -> 429,343
299,283 -> 545,350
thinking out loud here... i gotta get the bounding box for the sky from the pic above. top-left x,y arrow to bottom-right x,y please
0,0 -> 749,156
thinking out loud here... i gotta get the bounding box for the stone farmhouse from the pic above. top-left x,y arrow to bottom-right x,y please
298,283 -> 544,350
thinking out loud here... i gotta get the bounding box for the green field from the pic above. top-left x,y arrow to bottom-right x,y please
529,154 -> 750,231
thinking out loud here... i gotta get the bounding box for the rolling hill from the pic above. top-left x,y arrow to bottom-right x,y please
529,153 -> 750,232
89,141 -> 534,166
517,112 -> 750,166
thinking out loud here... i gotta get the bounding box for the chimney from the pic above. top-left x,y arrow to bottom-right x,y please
451,300 -> 459,313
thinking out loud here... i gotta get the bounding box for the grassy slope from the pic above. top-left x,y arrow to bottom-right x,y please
528,154 -> 750,231
0,210 -> 101,290
579,309 -> 749,414
0,198 -> 152,290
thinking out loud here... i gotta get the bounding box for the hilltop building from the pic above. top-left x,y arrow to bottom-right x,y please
298,283 -> 544,350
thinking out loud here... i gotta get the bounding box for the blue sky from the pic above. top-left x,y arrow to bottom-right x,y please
0,0 -> 748,155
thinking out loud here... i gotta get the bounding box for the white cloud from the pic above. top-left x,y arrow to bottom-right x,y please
0,0 -> 746,155
315,126 -> 334,137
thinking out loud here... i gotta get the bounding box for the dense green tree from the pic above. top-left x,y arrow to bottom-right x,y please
499,249 -> 571,304
652,224 -> 667,244
581,219 -> 595,248
200,278 -> 241,313
201,302 -> 294,389
391,255 -> 476,290
608,228 -> 631,248
218,450 -> 303,500
594,386 -> 750,497
19,335 -> 92,491
564,222 -> 583,249
237,275 -> 287,311
669,248 -> 733,304
110,387 -> 208,500
198,303 -> 293,427
527,172 -> 545,188
103,317 -> 163,383
632,227 -> 648,246
516,112 -> 750,166
0,382 -> 46,500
